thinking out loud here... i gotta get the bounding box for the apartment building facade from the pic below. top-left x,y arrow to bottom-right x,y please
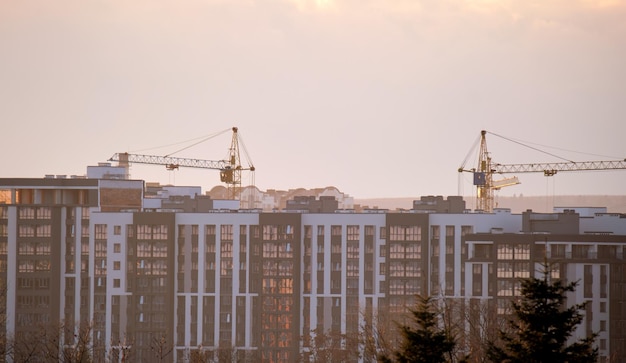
2,176 -> 626,362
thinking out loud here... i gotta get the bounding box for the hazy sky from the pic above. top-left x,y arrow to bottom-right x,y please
1,0 -> 625,199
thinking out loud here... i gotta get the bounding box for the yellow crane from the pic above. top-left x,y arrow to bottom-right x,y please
459,130 -> 626,212
109,127 -> 255,201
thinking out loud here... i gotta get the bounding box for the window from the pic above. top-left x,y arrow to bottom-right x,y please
331,225 -> 342,237
19,207 -> 35,219
18,225 -> 35,237
114,225 -> 121,235
37,278 -> 50,288
37,207 -> 51,219
114,261 -> 121,270
95,241 -> 107,257
405,243 -> 421,259
221,241 -> 233,257
389,226 -> 404,241
114,279 -> 121,288
206,241 -> 216,253
221,225 -> 234,241
221,260 -> 233,276
431,225 -> 440,240
497,262 -> 513,278
461,225 -> 473,236
347,225 -> 359,241
18,260 -> 35,272
474,244 -> 491,259
137,225 -> 151,239
114,243 -> 121,253
347,260 -> 359,277
497,280 -> 514,296
446,240 -> 454,255
406,226 -> 421,241
36,242 -> 51,255
390,243 -> 404,259
550,244 -> 566,258
347,241 -> 359,259
18,242 -> 35,255
513,262 -> 530,278
153,225 -> 168,240
317,241 -> 324,254
36,224 -> 51,237
497,245 -> 514,260
513,244 -> 530,260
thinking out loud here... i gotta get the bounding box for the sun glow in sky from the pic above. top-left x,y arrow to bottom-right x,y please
1,0 -> 625,199
285,0 -> 336,11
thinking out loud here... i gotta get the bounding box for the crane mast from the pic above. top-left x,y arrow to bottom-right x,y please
475,130 -> 493,212
109,127 -> 255,202
221,127 -> 243,200
459,130 -> 626,213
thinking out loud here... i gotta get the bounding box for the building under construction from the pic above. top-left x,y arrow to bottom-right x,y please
1,165 -> 625,362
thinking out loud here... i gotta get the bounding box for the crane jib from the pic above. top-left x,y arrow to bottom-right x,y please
109,153 -> 229,170
493,160 -> 626,174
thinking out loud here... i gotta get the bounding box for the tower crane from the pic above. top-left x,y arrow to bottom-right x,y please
109,127 -> 255,201
458,130 -> 626,212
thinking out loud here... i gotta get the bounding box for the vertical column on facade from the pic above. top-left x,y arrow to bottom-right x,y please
5,206 -> 16,338
454,225 -> 461,296
231,224 -> 239,347
196,224 -> 205,353
301,224 -> 313,352
340,225 -> 347,335
202,224 -> 217,349
358,224 -> 366,331
214,225 -> 221,349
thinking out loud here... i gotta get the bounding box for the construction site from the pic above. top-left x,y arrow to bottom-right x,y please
1,128 -> 625,362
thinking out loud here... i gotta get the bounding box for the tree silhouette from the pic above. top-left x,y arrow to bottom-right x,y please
301,327 -> 360,363
382,295 -> 461,363
8,321 -> 93,363
150,333 -> 173,362
487,267 -> 598,363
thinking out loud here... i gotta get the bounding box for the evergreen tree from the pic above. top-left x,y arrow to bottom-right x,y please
382,295 -> 458,363
487,268 -> 598,363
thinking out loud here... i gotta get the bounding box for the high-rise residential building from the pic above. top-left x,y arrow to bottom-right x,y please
0,176 -> 143,361
1,173 -> 625,362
